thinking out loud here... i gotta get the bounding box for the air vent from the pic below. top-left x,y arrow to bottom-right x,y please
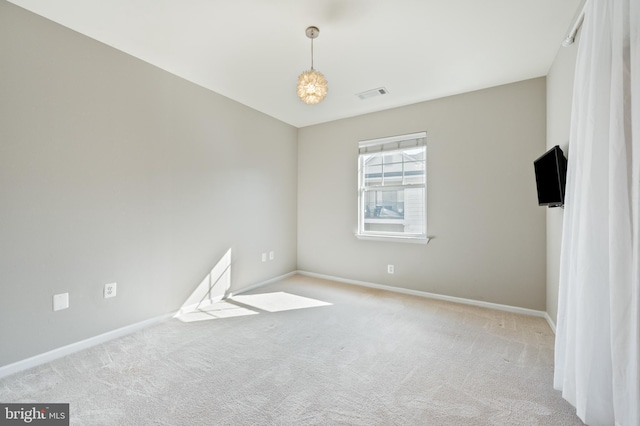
356,87 -> 389,100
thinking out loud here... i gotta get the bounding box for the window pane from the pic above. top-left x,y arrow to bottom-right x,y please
403,160 -> 425,185
363,164 -> 382,185
364,153 -> 382,166
403,160 -> 425,174
383,162 -> 403,185
403,147 -> 425,160
401,188 -> 425,234
362,147 -> 426,187
362,188 -> 424,235
382,152 -> 402,165
363,190 -> 403,219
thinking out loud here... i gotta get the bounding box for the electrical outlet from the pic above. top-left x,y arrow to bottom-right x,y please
104,282 -> 117,299
269,251 -> 274,261
53,293 -> 69,311
261,253 -> 267,262
387,264 -> 394,274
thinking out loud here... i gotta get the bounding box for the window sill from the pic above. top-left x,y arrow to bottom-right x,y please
355,234 -> 431,244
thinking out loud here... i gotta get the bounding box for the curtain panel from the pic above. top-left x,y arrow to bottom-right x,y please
554,0 -> 640,425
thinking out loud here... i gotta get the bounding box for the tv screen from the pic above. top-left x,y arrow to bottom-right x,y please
534,145 -> 567,207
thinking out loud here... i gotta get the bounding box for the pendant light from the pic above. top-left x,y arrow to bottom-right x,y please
297,26 -> 328,105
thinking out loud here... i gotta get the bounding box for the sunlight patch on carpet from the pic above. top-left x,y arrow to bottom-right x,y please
231,292 -> 332,312
176,301 -> 258,322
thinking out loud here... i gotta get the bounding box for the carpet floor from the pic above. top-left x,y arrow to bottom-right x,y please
0,274 -> 583,425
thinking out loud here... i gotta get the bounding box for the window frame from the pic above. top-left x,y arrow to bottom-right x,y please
356,132 -> 428,243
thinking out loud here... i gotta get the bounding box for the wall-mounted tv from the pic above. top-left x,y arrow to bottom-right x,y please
534,145 -> 567,208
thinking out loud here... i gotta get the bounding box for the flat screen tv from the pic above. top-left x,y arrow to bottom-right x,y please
534,145 -> 567,208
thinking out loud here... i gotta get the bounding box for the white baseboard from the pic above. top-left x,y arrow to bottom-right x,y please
297,270 -> 549,320
544,312 -> 557,334
0,312 -> 175,380
0,271 -> 298,380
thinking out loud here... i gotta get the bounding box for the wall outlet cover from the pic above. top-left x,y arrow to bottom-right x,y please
104,282 -> 117,299
53,293 -> 69,311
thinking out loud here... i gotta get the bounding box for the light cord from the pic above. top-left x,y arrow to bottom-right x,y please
311,37 -> 314,70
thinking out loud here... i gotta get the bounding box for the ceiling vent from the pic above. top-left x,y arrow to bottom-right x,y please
356,87 -> 389,100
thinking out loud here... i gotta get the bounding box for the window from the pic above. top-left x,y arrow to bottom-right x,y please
357,132 -> 427,242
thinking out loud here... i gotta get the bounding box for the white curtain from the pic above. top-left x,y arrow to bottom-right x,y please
554,0 -> 640,424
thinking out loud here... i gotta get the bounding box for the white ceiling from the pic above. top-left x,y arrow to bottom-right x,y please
8,0 -> 582,128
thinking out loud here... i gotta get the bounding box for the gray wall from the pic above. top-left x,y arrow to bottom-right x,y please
545,36 -> 579,326
298,78 -> 547,310
0,2 -> 297,367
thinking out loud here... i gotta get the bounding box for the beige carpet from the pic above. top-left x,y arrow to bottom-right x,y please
0,275 -> 582,425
